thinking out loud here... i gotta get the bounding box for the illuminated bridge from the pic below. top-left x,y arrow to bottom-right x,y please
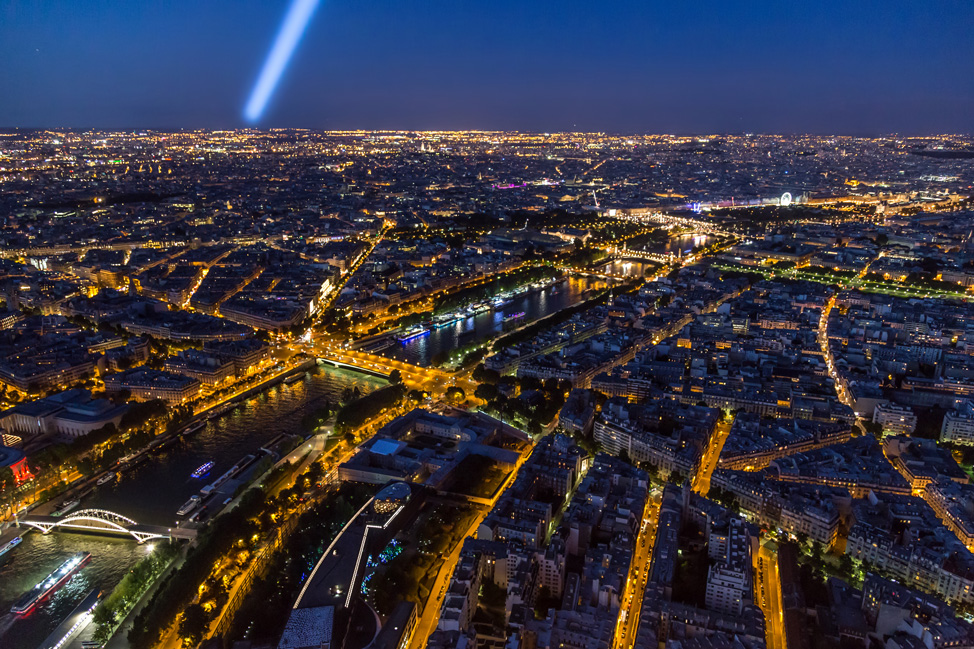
21,509 -> 197,544
314,347 -> 461,391
632,212 -> 733,236
611,250 -> 676,264
317,356 -> 391,380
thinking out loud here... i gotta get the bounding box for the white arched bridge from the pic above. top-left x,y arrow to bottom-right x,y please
21,509 -> 197,544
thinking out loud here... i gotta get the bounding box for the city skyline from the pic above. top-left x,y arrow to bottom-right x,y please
0,128 -> 972,649
2,3 -> 974,647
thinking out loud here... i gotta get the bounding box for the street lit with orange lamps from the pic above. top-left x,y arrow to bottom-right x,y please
692,416 -> 734,496
755,543 -> 788,649
613,490 -> 662,649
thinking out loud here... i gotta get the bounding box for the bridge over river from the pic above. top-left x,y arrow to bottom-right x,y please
20,508 -> 197,543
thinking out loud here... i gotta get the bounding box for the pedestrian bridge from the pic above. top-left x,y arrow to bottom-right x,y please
21,508 -> 197,544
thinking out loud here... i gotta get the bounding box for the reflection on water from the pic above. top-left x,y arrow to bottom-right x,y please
0,364 -> 386,648
653,234 -> 714,255
601,259 -> 658,278
605,235 -> 715,278
0,532 -> 150,649
389,276 -> 608,366
82,365 -> 385,526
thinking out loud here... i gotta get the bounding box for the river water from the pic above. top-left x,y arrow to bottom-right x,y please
0,364 -> 386,649
599,259 -> 660,279
388,275 -> 609,366
0,534 -> 149,649
600,235 -> 717,280
654,233 -> 715,255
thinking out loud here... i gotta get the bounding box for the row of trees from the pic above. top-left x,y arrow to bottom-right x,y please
128,488 -> 270,648
864,271 -> 964,293
797,265 -> 858,280
92,540 -> 181,642
431,265 -> 561,316
558,245 -> 607,268
300,399 -> 335,433
333,384 -> 406,434
369,502 -> 477,616
479,375 -> 570,435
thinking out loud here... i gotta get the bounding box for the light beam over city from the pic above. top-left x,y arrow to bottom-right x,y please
2,1 -> 974,647
244,0 -> 322,123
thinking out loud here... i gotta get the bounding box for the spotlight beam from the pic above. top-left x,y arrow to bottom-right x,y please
244,0 -> 322,123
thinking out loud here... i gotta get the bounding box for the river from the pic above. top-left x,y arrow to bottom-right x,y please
601,234 -> 717,279
0,534 -> 149,649
387,275 -> 609,366
599,259 -> 659,279
0,364 -> 386,649
654,233 -> 715,255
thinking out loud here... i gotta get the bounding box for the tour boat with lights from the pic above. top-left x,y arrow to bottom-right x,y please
432,313 -> 463,328
11,553 -> 91,615
397,326 -> 430,343
191,461 -> 215,479
207,403 -> 235,420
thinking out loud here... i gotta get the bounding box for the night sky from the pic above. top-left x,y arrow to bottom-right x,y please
2,0 -> 973,133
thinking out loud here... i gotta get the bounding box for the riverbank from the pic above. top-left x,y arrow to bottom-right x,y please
5,358 -> 319,526
0,364 -> 388,649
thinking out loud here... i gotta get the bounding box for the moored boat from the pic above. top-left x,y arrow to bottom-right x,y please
176,495 -> 202,517
0,536 -> 22,559
180,421 -> 205,437
397,326 -> 430,343
96,472 -> 117,486
201,454 -> 255,495
53,500 -> 80,517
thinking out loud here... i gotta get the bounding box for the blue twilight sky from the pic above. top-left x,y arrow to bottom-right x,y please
1,0 -> 973,134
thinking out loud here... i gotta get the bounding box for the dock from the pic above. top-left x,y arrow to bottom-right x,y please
37,589 -> 100,649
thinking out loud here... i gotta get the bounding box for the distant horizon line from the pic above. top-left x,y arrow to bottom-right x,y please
0,126 -> 971,138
